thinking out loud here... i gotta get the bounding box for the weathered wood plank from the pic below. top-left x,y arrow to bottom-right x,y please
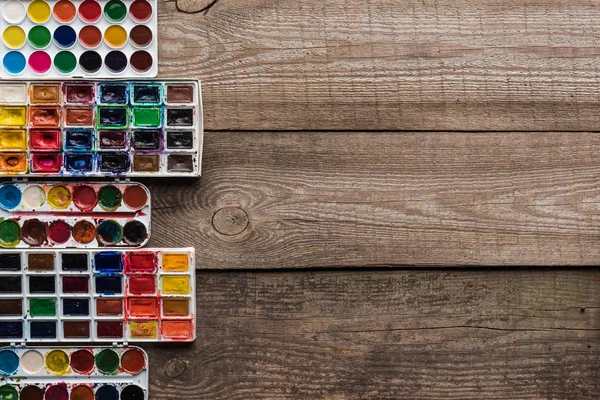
147,269 -> 600,399
146,131 -> 600,269
159,0 -> 600,131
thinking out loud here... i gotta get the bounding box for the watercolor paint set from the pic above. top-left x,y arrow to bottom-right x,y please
0,248 -> 196,342
0,0 -> 199,398
0,79 -> 203,176
0,181 -> 151,248
0,345 -> 148,400
0,0 -> 158,77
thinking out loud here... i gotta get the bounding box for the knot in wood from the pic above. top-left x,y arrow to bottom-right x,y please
165,358 -> 187,378
212,207 -> 249,236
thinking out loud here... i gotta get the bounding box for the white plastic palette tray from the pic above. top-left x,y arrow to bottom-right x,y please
0,345 -> 149,399
0,79 -> 203,177
0,0 -> 158,78
0,248 -> 196,342
0,181 -> 152,248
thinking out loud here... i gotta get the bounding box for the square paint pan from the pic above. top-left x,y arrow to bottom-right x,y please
0,78 -> 203,177
0,0 -> 158,78
0,248 -> 196,342
0,345 -> 149,399
0,181 -> 151,248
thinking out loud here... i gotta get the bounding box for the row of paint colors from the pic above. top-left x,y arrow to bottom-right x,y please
2,0 -> 153,25
0,273 -> 189,295
1,128 -> 195,150
0,249 -> 196,342
0,384 -> 146,400
4,24 -> 154,49
0,318 -> 193,341
0,0 -> 157,78
0,218 -> 149,247
0,80 -> 202,176
4,48 -> 153,74
0,347 -> 146,375
0,292 -> 191,316
0,182 -> 149,211
0,346 -> 148,400
0,81 -> 197,105
1,104 -> 195,128
0,250 -> 189,272
0,151 -> 196,174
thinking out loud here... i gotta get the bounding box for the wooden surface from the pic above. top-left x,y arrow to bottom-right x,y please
147,269 -> 600,399
147,0 -> 599,398
147,131 -> 600,268
159,0 -> 600,131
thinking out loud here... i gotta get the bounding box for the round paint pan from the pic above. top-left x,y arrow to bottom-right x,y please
0,349 -> 19,374
70,349 -> 94,374
130,50 -> 153,73
45,385 -> 68,399
53,26 -> 77,49
72,220 -> 96,244
129,25 -> 153,49
20,219 -> 47,246
95,348 -> 119,374
78,26 -> 102,49
20,386 -> 44,399
122,185 -> 149,210
129,0 -> 152,22
0,183 -> 22,210
97,185 -> 122,211
2,0 -> 26,24
47,220 -> 71,244
71,385 -> 94,400
54,51 -> 77,74
2,25 -> 26,50
53,0 -> 76,23
78,0 -> 101,23
96,220 -> 123,246
73,185 -> 98,211
104,25 -> 127,49
122,220 -> 148,246
28,51 -> 52,75
120,348 -> 146,375
20,350 -> 44,374
3,51 -> 26,74
105,50 -> 127,74
28,26 -> 52,50
0,219 -> 20,247
104,0 -> 127,23
27,0 -> 51,24
79,51 -> 102,74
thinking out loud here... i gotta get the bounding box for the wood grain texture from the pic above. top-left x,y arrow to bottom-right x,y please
146,269 -> 600,399
146,130 -> 600,269
158,0 -> 600,131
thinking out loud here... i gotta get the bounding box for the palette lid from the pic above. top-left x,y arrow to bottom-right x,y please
0,181 -> 151,248
0,345 -> 149,399
0,0 -> 158,78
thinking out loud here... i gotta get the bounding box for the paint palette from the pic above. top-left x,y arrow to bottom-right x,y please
0,79 -> 202,176
0,345 -> 148,400
0,181 -> 151,248
0,0 -> 158,77
0,248 -> 196,342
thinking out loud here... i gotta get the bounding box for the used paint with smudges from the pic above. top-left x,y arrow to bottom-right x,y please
45,350 -> 69,375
